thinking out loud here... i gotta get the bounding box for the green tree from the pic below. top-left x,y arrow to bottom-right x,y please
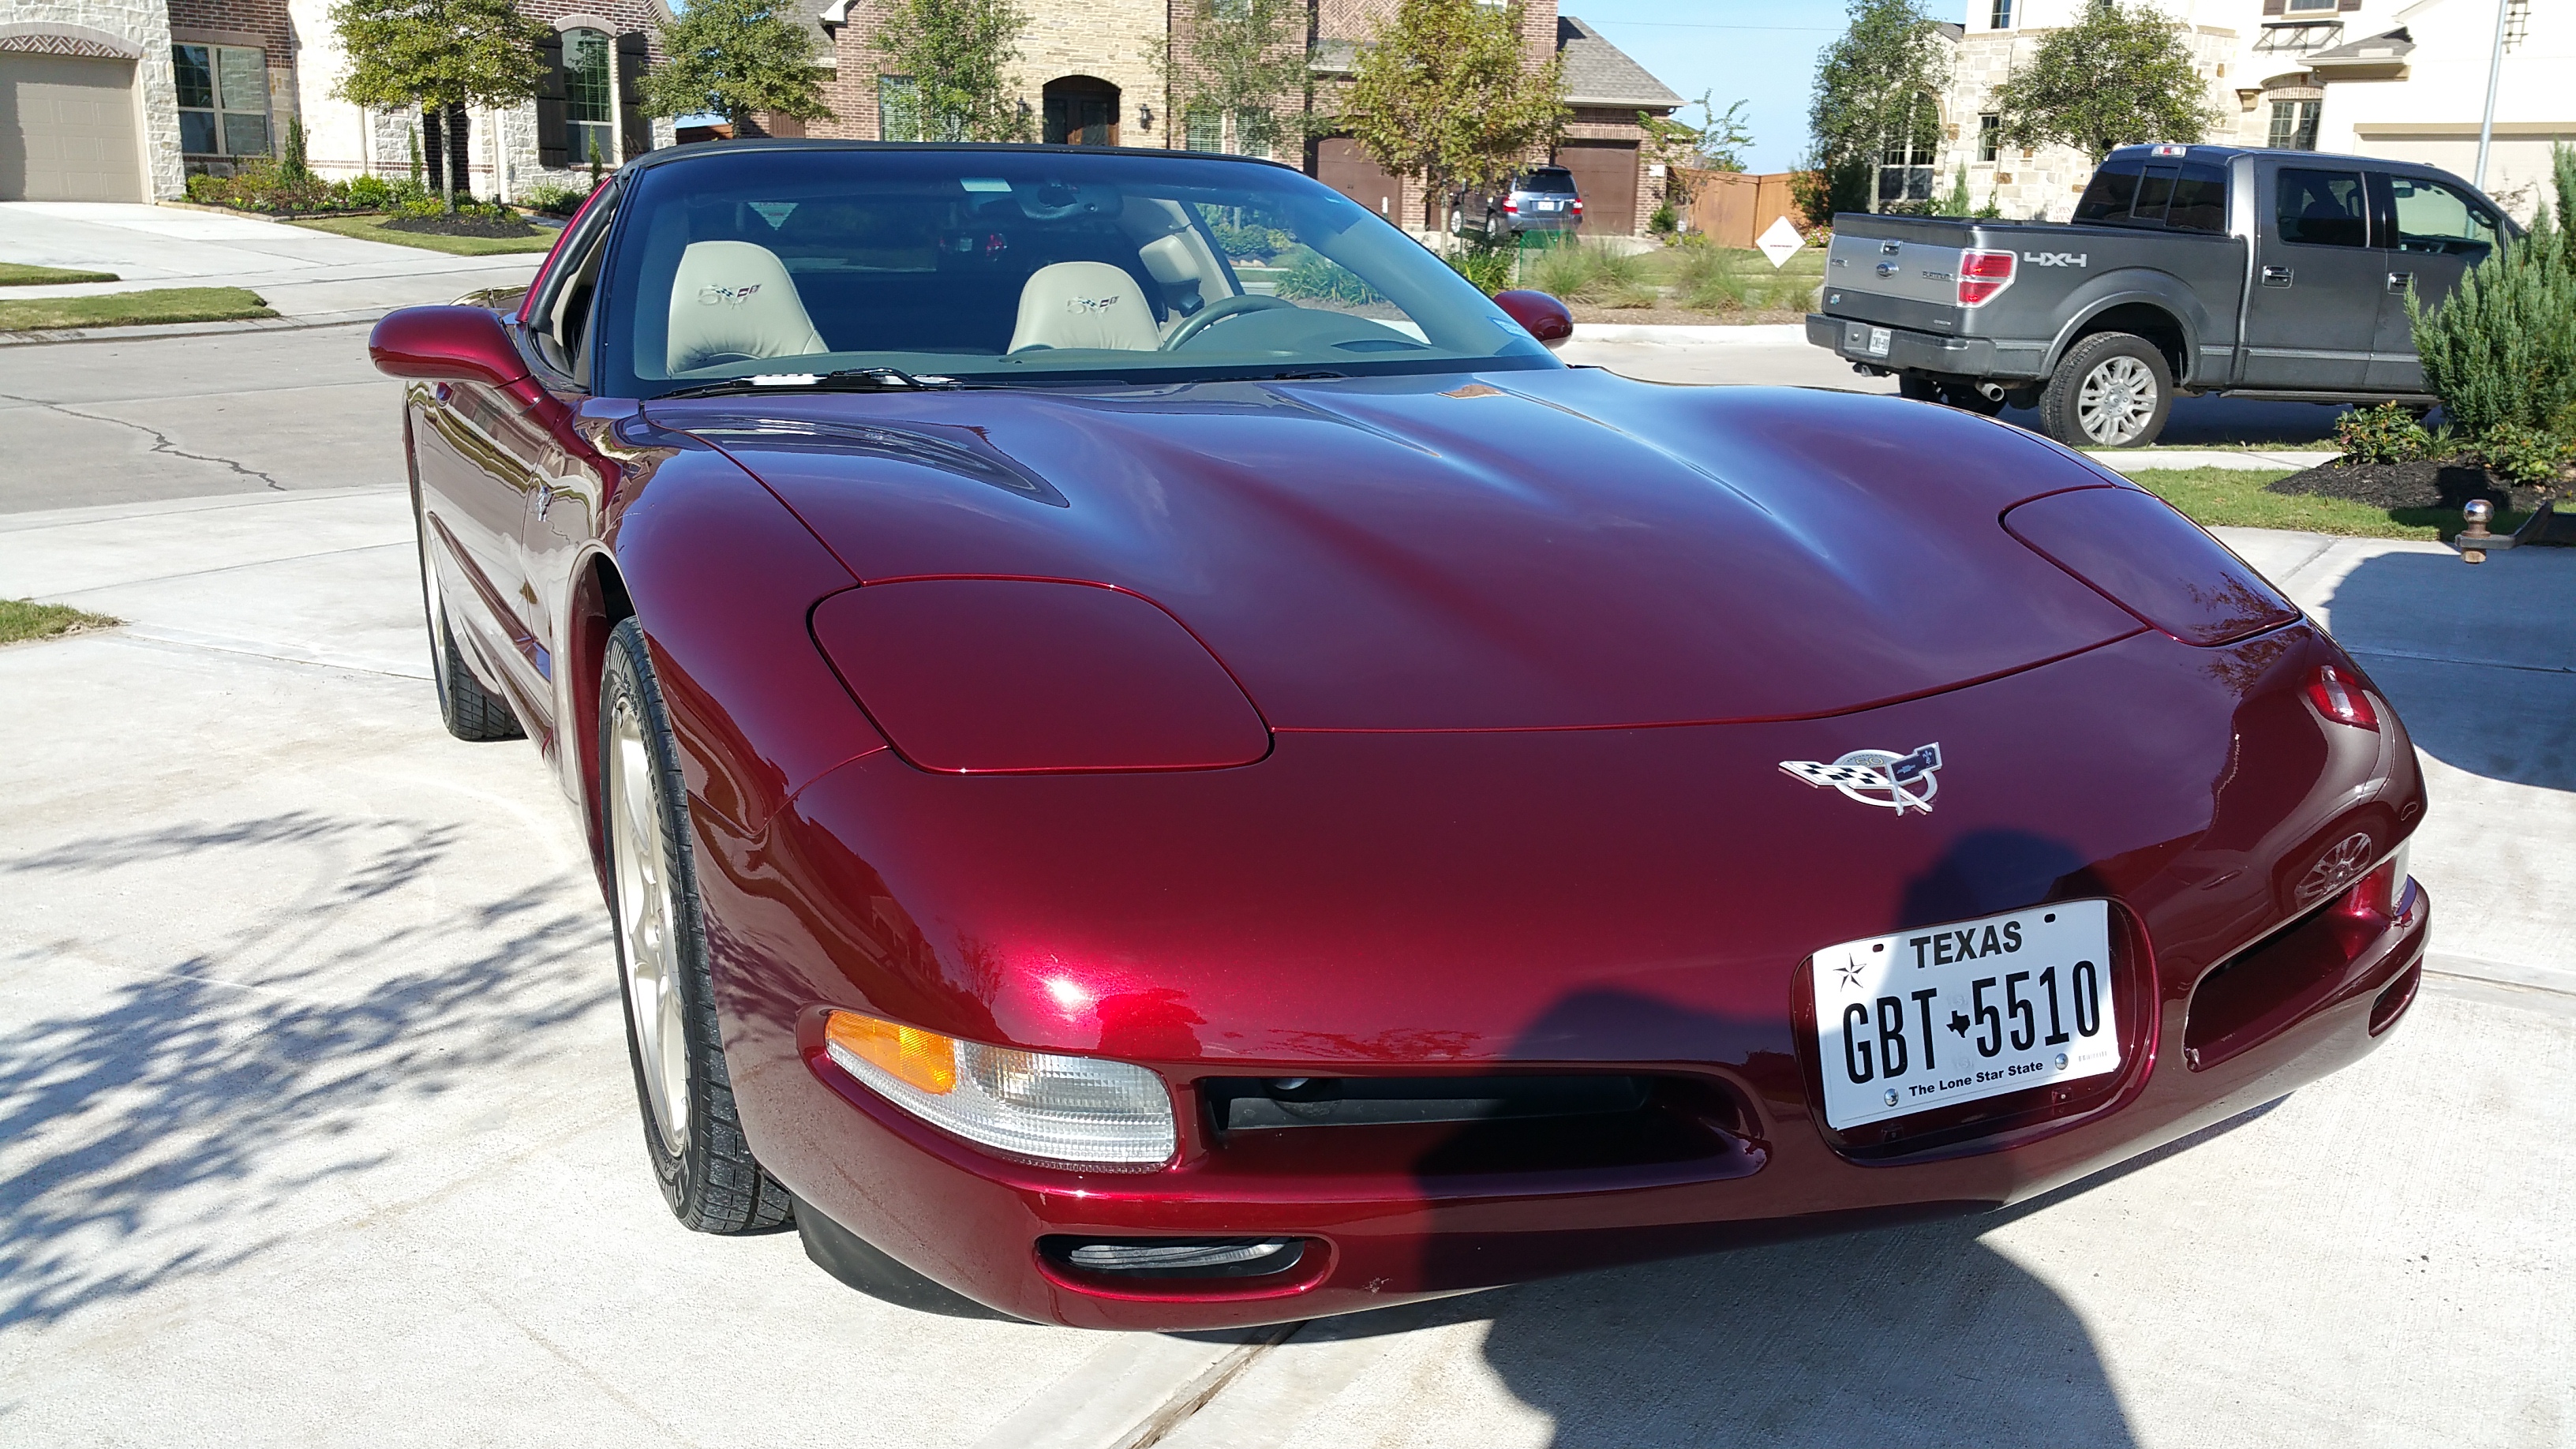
1990,0 -> 2214,161
640,0 -> 832,132
1159,0 -> 1310,157
330,0 -> 549,212
1643,93 -> 1754,174
2408,144 -> 2576,444
1809,0 -> 1950,215
1341,0 -> 1567,225
874,0 -> 1032,143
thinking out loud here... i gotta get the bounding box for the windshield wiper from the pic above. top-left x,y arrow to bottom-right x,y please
661,366 -> 964,399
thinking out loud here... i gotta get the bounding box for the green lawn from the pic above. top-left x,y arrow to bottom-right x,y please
0,262 -> 119,286
0,600 -> 117,646
286,214 -> 558,255
2126,466 -> 2518,541
0,286 -> 274,332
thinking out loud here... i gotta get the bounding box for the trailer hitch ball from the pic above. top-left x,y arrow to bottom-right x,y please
2460,499 -> 2494,564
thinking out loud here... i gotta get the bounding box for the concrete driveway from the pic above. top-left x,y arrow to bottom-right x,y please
2,323 -> 2569,1447
0,202 -> 543,324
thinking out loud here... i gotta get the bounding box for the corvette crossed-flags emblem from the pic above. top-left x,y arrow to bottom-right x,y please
1779,743 -> 1944,815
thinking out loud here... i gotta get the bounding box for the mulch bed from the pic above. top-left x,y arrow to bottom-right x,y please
2265,457 -> 2552,515
383,214 -> 542,238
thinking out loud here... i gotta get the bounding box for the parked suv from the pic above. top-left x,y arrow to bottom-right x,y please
1804,144 -> 2515,447
1452,167 -> 1584,238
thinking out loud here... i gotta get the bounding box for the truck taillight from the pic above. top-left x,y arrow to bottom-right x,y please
1958,249 -> 2015,306
1503,199 -> 1518,213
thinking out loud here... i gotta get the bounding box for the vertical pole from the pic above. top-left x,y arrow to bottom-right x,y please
2474,0 -> 2507,187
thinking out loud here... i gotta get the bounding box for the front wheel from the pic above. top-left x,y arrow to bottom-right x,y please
2039,331 -> 2173,448
600,616 -> 793,1235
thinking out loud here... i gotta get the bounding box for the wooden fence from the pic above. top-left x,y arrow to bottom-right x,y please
1679,170 -> 1809,249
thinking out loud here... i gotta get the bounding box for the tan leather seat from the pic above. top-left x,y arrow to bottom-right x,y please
1008,260 -> 1160,352
666,240 -> 829,373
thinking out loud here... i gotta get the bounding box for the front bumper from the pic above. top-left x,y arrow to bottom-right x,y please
701,625 -> 2428,1329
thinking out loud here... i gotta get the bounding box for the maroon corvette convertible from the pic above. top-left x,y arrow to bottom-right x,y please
373,141 -> 2428,1329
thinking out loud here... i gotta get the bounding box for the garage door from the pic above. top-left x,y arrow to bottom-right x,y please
1313,138 -> 1403,223
1,54 -> 144,202
1556,140 -> 1638,236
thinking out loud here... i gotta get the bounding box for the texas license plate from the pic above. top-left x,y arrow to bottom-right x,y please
1867,325 -> 1892,356
1809,900 -> 2118,1130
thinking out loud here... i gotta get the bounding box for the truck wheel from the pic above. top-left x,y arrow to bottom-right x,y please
2040,332 -> 2172,448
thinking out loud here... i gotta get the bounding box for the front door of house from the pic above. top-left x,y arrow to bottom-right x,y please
1043,80 -> 1118,146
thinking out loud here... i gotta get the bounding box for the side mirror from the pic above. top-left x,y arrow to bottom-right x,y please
369,305 -> 533,389
1493,289 -> 1574,349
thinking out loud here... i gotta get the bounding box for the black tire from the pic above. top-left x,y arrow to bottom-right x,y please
416,504 -> 522,742
2038,331 -> 2174,448
1897,373 -> 1942,402
600,616 -> 794,1235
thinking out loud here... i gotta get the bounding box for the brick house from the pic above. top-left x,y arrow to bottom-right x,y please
0,0 -> 674,203
807,0 -> 1683,235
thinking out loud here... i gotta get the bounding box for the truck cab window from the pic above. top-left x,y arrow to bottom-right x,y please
2387,175 -> 2499,260
2165,164 -> 2227,232
2072,162 -> 2141,223
2275,169 -> 2367,248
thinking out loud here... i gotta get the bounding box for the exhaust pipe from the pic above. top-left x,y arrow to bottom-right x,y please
1978,382 -> 2006,402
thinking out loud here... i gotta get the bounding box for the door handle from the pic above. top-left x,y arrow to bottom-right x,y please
2261,266 -> 2293,287
2386,271 -> 2413,294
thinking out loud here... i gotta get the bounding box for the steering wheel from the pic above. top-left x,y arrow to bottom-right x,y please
1161,293 -> 1298,350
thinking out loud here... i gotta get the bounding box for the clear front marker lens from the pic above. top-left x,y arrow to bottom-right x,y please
823,1011 -> 1178,1170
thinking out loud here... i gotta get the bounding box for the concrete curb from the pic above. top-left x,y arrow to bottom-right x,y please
2087,449 -> 2339,473
0,309 -> 390,346
1569,322 -> 1807,345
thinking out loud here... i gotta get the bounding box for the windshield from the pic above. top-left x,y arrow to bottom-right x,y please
593,146 -> 1559,397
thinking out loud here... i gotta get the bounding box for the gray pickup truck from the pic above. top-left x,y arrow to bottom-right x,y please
1804,143 -> 2515,447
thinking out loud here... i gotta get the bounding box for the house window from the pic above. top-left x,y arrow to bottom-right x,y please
173,44 -> 270,157
878,74 -> 920,142
2267,99 -> 2320,151
563,28 -> 614,165
2285,0 -> 2338,10
1878,93 -> 1939,204
1185,110 -> 1222,152
1978,114 -> 2000,163
1231,108 -> 1274,158
1990,0 -> 2012,28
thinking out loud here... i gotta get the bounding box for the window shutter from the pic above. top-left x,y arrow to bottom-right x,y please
2336,0 -> 2361,10
537,31 -> 568,168
617,32 -> 652,158
422,106 -> 445,192
2262,0 -> 2284,13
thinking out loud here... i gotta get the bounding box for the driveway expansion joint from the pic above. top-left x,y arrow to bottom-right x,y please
0,390 -> 287,490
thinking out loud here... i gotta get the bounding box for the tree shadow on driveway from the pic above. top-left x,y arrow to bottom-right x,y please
0,810 -> 612,1332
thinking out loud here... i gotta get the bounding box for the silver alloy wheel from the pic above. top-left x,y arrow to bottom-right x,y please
2075,355 -> 2158,445
608,692 -> 691,1156
2296,829 -> 2378,907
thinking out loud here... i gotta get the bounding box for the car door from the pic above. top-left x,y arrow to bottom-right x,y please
2366,170 -> 2504,391
2239,165 -> 2387,389
411,350 -> 551,716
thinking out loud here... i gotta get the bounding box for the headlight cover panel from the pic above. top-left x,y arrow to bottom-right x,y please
812,578 -> 1271,773
2002,487 -> 2298,646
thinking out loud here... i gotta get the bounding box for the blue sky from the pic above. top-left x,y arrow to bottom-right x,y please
1569,0 -> 1879,174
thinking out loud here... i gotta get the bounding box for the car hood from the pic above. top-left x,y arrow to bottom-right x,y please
646,371 -> 2143,730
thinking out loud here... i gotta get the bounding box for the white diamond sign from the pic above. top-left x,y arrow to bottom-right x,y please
1758,215 -> 1805,269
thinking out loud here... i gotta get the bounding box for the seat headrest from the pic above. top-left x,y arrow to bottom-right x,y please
1009,261 -> 1160,353
667,240 -> 829,374
1139,234 -> 1198,286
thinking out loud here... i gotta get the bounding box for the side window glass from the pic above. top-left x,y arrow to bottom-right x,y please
2166,164 -> 2227,233
2275,168 -> 2367,248
540,211 -> 615,383
2388,175 -> 2499,261
2072,162 -> 2141,223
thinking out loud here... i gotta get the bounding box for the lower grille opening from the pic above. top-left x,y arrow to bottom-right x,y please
1205,1074 -> 1649,1132
1199,1073 -> 1761,1180
2186,889 -> 2406,1069
1043,1236 -> 1306,1279
2369,960 -> 2422,1035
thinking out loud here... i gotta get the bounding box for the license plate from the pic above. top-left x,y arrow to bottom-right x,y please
1810,900 -> 2119,1131
1867,326 -> 1892,357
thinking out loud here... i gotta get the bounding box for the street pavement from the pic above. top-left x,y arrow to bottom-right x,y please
0,202 -> 545,330
2,322 -> 2568,1447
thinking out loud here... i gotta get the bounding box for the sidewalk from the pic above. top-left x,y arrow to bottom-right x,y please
0,201 -> 543,325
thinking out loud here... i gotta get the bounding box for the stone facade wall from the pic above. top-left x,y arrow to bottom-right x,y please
1932,23 -> 2235,221
0,2 -> 185,198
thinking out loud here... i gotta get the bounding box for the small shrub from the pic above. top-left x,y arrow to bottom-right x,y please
1442,242 -> 1513,296
1210,220 -> 1292,261
1275,251 -> 1381,306
2409,141 -> 2576,439
2335,402 -> 2436,465
343,173 -> 397,208
519,181 -> 591,217
1648,200 -> 1677,235
2475,421 -> 2575,485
